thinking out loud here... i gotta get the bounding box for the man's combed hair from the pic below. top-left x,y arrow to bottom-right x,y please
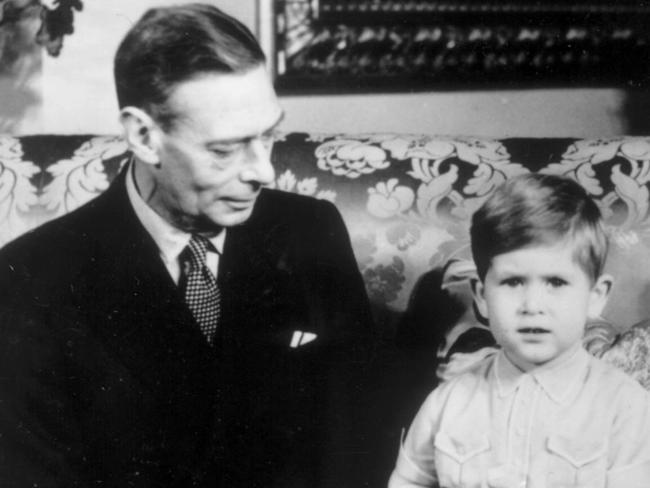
114,3 -> 266,130
471,173 -> 608,282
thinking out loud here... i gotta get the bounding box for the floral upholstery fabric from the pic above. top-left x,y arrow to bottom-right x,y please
3,133 -> 650,344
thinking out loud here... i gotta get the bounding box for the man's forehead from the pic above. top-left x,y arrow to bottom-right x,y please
205,110 -> 285,145
164,67 -> 282,138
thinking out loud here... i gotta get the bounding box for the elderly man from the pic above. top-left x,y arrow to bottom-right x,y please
0,4 -> 374,487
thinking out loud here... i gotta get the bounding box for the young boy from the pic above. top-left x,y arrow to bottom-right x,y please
388,174 -> 650,488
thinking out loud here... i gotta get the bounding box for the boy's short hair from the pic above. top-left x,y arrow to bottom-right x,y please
114,3 -> 266,131
470,173 -> 608,282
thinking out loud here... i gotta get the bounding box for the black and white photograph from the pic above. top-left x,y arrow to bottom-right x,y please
2,1 -> 650,487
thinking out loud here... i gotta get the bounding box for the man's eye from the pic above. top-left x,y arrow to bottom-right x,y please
259,132 -> 277,148
210,145 -> 240,158
502,277 -> 523,287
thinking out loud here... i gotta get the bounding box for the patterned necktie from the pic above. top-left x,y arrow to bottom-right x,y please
180,234 -> 221,344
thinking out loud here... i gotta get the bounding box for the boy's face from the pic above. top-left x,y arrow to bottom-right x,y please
472,242 -> 612,372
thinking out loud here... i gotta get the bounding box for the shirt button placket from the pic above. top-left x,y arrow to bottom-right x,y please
510,376 -> 535,482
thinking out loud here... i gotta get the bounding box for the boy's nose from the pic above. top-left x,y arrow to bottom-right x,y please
520,284 -> 545,314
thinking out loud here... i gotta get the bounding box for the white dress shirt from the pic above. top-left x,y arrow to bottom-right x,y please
125,162 -> 225,283
389,346 -> 650,488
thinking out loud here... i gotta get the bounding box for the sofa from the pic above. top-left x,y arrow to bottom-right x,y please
3,132 -> 650,480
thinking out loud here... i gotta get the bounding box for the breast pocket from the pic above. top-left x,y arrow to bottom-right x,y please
546,435 -> 607,488
434,430 -> 491,488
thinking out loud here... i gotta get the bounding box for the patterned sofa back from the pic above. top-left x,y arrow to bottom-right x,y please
3,133 -> 650,338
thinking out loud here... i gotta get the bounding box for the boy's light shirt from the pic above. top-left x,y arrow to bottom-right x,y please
389,346 -> 650,488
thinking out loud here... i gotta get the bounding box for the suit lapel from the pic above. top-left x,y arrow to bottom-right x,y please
79,170 -> 219,395
218,191 -> 313,353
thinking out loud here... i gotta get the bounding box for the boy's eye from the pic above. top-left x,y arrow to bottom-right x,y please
501,277 -> 523,287
547,277 -> 567,288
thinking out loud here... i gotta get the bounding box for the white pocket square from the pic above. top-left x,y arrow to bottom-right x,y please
290,331 -> 317,348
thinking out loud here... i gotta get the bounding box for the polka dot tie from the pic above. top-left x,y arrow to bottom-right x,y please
180,235 -> 221,344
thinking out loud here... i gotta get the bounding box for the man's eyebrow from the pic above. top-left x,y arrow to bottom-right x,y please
207,111 -> 285,146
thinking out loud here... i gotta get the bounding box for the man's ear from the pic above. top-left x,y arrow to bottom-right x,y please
119,107 -> 161,166
470,278 -> 489,320
588,274 -> 613,319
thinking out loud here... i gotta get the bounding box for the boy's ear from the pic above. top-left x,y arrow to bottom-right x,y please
470,278 -> 489,320
588,274 -> 614,319
119,106 -> 161,166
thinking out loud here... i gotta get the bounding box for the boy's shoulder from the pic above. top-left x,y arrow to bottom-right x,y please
435,348 -> 499,394
416,350 -> 497,422
435,347 -> 650,401
587,353 -> 650,396
437,346 -> 499,383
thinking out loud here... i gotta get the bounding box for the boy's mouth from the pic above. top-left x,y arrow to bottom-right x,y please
517,327 -> 550,334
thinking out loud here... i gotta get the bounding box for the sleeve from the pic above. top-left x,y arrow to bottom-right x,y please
302,198 -> 376,373
300,198 -> 379,487
0,301 -> 84,487
606,382 -> 650,488
310,198 -> 376,349
0,249 -> 87,488
388,386 -> 447,488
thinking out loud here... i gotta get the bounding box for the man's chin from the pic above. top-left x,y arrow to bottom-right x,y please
206,207 -> 255,229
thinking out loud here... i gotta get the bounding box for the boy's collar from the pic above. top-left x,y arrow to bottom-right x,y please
494,346 -> 590,405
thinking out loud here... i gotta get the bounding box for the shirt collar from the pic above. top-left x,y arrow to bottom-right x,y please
494,344 -> 590,404
125,160 -> 225,265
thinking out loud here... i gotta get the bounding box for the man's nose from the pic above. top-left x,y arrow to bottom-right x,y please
240,138 -> 276,186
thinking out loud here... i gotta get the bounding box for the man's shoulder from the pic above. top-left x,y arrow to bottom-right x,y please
251,188 -> 338,224
257,188 -> 334,210
2,212 -> 83,262
0,181 -> 124,273
0,218 -> 94,300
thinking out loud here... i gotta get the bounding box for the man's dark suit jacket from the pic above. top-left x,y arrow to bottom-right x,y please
0,170 -> 375,487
